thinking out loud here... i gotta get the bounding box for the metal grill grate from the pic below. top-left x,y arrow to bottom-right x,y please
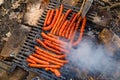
13,0 -> 82,80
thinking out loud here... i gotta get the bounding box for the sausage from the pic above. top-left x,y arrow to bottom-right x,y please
70,13 -> 76,21
42,9 -> 59,30
53,69 -> 61,77
65,22 -> 75,39
35,50 -> 68,63
70,16 -> 82,43
59,20 -> 68,36
61,21 -> 70,37
45,68 -> 61,77
44,40 -> 66,49
29,55 -> 49,65
65,13 -> 78,38
36,39 -> 62,54
41,32 -> 67,45
26,58 -> 36,64
52,14 -> 65,34
56,9 -> 72,35
28,64 -> 61,68
47,10 -> 55,25
47,33 -> 59,39
68,23 -> 76,40
44,40 -> 69,53
62,13 -> 76,38
72,17 -> 86,46
35,46 -> 66,59
43,10 -> 51,27
32,53 -> 64,66
50,4 -> 64,33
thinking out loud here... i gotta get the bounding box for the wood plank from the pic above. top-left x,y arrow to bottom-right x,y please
99,28 -> 120,56
0,25 -> 30,80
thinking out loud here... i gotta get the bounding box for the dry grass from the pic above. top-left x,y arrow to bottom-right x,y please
24,0 -> 45,26
0,0 -> 4,6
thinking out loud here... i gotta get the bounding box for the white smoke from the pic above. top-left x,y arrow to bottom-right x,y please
67,38 -> 118,75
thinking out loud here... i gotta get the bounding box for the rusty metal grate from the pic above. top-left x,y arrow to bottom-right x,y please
13,0 -> 83,80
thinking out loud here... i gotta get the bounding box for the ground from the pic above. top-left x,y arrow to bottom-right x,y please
0,0 -> 120,80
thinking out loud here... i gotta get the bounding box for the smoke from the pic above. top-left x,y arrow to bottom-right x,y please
67,38 -> 119,75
